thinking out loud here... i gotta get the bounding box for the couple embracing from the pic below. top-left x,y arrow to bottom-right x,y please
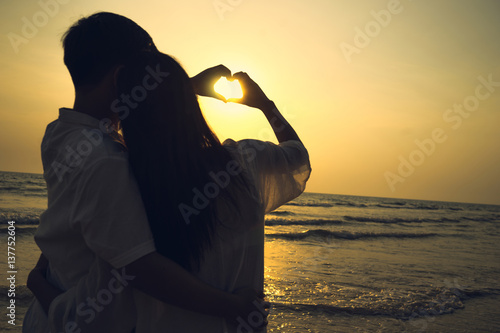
24,12 -> 310,333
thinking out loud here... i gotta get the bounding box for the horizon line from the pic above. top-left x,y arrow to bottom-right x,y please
1,169 -> 499,207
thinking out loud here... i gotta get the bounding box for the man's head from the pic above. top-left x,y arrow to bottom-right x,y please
62,12 -> 157,89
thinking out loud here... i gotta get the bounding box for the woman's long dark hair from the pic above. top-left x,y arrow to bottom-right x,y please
118,52 -> 245,271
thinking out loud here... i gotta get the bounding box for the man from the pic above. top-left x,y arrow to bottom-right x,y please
24,12 -> 264,333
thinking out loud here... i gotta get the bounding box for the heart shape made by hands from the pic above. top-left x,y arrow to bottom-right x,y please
214,77 -> 243,100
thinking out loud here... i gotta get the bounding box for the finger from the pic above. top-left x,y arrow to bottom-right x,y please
232,72 -> 250,81
213,92 -> 227,103
227,72 -> 243,81
227,97 -> 243,104
214,64 -> 232,78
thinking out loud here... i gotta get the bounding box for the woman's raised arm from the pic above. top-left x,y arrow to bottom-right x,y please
229,72 -> 302,144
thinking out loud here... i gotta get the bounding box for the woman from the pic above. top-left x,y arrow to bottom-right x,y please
118,51 -> 310,332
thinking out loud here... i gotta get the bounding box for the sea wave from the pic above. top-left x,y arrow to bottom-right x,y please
267,210 -> 294,217
2,284 -> 498,321
386,201 -> 407,206
265,214 -> 482,226
0,226 -> 38,234
375,204 -> 406,209
266,229 -> 439,241
375,203 -> 446,211
25,180 -> 44,185
265,218 -> 344,226
406,204 -> 441,211
272,302 -> 388,317
0,186 -> 19,191
334,202 -> 368,208
343,215 -> 460,224
272,287 -> 500,320
0,214 -> 40,225
284,202 -> 334,208
0,189 -> 47,197
284,200 -> 471,212
462,216 -> 499,223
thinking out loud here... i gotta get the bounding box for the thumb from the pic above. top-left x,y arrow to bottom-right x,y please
213,64 -> 232,78
213,92 -> 227,103
232,72 -> 249,83
227,97 -> 243,104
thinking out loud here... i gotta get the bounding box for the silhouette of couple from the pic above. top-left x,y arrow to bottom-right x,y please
24,12 -> 310,333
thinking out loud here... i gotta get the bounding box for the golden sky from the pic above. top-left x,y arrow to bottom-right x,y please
1,0 -> 499,205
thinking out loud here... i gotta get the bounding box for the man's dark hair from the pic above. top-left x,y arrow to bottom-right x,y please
62,12 -> 157,88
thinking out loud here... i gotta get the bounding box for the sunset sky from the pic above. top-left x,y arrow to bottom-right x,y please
1,0 -> 499,205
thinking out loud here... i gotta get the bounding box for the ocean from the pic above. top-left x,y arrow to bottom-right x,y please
1,170 -> 500,332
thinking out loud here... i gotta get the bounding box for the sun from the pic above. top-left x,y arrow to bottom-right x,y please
214,77 -> 243,100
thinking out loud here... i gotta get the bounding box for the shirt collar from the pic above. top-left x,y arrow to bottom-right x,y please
58,108 -> 125,145
58,108 -> 102,129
